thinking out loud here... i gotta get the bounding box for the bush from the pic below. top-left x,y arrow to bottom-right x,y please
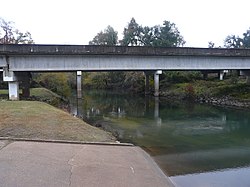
184,83 -> 196,100
34,73 -> 71,98
162,71 -> 202,83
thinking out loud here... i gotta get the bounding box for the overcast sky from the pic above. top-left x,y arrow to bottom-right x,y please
1,0 -> 250,47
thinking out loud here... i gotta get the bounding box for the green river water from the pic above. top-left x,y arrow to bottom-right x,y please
71,90 -> 250,187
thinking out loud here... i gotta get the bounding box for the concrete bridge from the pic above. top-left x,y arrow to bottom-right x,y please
1,44 -> 250,100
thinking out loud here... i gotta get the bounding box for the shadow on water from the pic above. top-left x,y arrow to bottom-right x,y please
70,90 -> 250,186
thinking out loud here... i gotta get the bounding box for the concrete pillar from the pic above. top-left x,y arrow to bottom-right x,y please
8,81 -> 19,100
154,70 -> 162,97
77,98 -> 84,118
144,72 -> 150,95
77,71 -> 82,99
3,69 -> 19,100
219,70 -> 224,81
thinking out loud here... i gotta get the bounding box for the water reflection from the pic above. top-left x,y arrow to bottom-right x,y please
70,90 -> 250,186
171,166 -> 250,187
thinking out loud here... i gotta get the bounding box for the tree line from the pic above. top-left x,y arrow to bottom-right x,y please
1,16 -> 250,48
89,18 -> 185,47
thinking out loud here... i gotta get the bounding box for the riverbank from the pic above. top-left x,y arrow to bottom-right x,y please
0,100 -> 115,142
160,79 -> 250,109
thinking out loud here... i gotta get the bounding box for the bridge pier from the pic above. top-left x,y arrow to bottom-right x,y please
8,82 -> 19,100
77,71 -> 82,99
154,70 -> 162,97
3,70 -> 19,100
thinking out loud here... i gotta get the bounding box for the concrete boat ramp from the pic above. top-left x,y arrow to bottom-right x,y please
0,140 -> 174,187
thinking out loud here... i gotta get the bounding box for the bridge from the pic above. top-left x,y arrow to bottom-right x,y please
1,44 -> 250,100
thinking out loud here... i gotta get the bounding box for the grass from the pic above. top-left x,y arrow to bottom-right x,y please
161,79 -> 250,101
0,87 -> 65,106
0,101 -> 115,142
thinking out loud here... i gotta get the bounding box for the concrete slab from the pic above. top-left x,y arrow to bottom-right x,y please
0,141 -> 174,187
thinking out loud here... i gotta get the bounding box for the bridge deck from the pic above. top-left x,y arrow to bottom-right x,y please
1,45 -> 250,71
1,44 -> 250,57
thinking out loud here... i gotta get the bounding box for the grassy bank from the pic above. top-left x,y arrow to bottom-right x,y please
0,101 -> 115,142
161,79 -> 250,100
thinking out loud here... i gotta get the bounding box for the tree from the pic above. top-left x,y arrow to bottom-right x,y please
224,28 -> 250,48
151,21 -> 185,47
0,18 -> 33,44
89,25 -> 118,45
224,35 -> 242,48
208,41 -> 215,48
120,18 -> 142,46
121,18 -> 185,47
242,29 -> 250,48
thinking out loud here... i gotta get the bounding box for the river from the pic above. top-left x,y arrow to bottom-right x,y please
70,90 -> 250,187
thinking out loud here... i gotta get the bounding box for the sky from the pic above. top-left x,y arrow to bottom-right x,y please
1,0 -> 250,47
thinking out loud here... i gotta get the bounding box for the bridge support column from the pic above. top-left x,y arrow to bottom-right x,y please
8,82 -> 19,100
77,71 -> 82,99
3,69 -> 19,100
219,70 -> 225,81
154,70 -> 162,97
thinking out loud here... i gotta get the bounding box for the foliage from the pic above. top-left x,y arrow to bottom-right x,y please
0,17 -> 33,44
84,71 -> 144,92
123,72 -> 145,92
208,41 -> 215,48
120,18 -> 142,46
121,18 -> 185,47
91,72 -> 109,89
89,25 -> 118,45
224,28 -> 250,48
161,71 -> 203,84
184,84 -> 195,100
34,73 -> 71,98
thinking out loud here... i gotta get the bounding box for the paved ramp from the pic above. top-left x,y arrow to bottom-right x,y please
0,141 -> 174,187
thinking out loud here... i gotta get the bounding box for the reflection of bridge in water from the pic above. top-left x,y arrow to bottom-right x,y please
74,94 -> 230,135
1,44 -> 250,100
